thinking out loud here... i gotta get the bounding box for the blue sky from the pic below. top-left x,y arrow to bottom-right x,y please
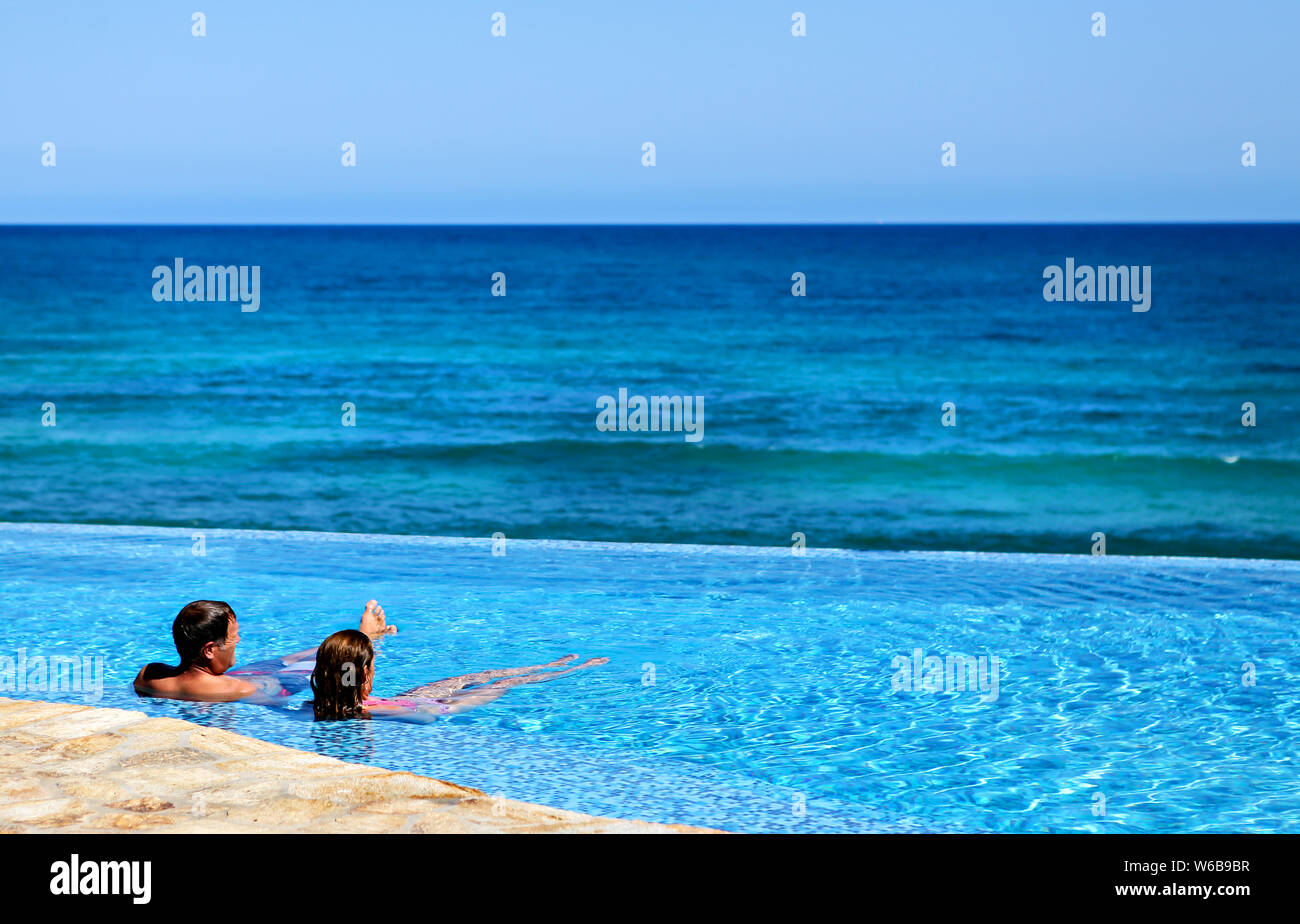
2,0 -> 1297,223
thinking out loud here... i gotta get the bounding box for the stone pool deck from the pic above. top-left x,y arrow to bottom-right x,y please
0,698 -> 711,834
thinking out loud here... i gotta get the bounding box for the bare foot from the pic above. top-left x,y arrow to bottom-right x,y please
546,655 -> 580,668
360,599 -> 397,638
578,657 -> 609,668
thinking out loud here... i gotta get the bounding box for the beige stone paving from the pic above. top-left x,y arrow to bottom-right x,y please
0,698 -> 715,834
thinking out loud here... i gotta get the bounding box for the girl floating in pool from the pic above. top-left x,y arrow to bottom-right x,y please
309,629 -> 608,721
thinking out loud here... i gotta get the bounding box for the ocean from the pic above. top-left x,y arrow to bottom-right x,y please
2,224 -> 1297,558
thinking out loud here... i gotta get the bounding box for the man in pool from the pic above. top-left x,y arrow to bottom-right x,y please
134,599 -> 397,704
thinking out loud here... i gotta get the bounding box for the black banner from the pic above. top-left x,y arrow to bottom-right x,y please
1,833 -> 1283,912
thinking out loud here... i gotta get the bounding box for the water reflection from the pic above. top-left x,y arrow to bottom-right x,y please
173,700 -> 242,733
308,718 -> 380,765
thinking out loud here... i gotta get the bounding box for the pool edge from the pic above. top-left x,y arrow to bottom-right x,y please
0,698 -> 721,834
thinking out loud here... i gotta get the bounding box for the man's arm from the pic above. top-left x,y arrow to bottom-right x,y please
231,648 -> 316,674
231,599 -> 397,676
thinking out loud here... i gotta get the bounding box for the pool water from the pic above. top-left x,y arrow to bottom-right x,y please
1,522 -> 1297,833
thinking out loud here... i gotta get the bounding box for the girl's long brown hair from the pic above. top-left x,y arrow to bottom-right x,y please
310,630 -> 374,720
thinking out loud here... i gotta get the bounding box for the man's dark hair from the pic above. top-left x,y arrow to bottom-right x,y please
172,600 -> 235,665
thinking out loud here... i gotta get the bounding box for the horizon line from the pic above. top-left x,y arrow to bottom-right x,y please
2,520 -> 1293,566
3,220 -> 1299,228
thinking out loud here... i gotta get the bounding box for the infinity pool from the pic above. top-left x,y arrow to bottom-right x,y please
1,522 -> 1297,832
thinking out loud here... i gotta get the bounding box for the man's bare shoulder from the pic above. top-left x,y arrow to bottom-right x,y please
134,663 -> 182,696
135,662 -> 179,684
134,666 -> 259,702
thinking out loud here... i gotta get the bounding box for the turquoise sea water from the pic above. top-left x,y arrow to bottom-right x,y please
2,523 -> 1297,833
2,224 -> 1298,557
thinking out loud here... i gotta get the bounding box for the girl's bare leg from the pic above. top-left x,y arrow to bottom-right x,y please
400,654 -> 579,698
468,657 -> 608,693
412,657 -> 610,715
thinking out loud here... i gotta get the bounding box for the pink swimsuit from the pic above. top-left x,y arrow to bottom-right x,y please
365,696 -> 451,714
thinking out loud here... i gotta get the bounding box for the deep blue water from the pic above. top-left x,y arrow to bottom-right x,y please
2,224 -> 1297,557
4,523 -> 1298,833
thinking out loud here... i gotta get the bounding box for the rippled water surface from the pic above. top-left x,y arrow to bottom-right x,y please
2,523 -> 1297,832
